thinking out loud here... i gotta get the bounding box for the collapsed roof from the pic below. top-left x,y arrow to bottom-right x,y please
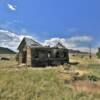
18,37 -> 67,50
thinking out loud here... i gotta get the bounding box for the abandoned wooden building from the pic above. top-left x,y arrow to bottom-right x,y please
17,37 -> 69,67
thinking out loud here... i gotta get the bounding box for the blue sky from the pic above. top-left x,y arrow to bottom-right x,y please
0,0 -> 100,52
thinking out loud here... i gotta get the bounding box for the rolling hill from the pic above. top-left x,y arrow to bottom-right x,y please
0,47 -> 16,54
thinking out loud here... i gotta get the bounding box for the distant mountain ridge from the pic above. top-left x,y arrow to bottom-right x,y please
0,46 -> 89,55
0,47 -> 16,54
68,49 -> 89,54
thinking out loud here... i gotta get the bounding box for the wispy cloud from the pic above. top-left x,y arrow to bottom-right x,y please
67,28 -> 78,33
43,36 -> 92,47
42,36 -> 96,53
0,29 -> 34,50
8,4 -> 16,11
0,29 -> 97,53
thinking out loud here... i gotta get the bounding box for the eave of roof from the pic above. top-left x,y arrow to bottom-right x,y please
17,37 -> 43,50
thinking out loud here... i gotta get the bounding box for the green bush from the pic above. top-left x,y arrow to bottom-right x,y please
88,75 -> 98,81
96,52 -> 100,58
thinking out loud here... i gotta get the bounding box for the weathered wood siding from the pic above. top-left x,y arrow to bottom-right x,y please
18,52 -> 22,64
26,46 -> 32,66
30,48 -> 69,67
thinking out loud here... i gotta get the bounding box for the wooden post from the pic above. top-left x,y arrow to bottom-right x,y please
89,44 -> 92,59
26,46 -> 32,67
18,52 -> 22,64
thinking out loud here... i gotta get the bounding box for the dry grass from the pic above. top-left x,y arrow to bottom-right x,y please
0,55 -> 100,100
70,54 -> 100,64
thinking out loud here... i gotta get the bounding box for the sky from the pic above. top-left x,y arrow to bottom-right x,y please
0,0 -> 100,52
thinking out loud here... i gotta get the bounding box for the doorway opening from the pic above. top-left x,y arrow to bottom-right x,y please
22,51 -> 27,63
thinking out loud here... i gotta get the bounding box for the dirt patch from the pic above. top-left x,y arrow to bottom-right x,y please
75,70 -> 88,76
72,80 -> 100,93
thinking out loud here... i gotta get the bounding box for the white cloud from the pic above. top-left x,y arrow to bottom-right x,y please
67,36 -> 92,43
43,36 -> 92,47
0,29 -> 97,53
0,29 -> 33,50
42,36 -> 97,53
43,38 -> 66,47
8,4 -> 16,11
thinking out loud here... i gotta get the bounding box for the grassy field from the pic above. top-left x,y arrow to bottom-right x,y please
0,55 -> 100,100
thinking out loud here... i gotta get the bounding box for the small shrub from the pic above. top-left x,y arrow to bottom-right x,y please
96,51 -> 100,58
88,75 -> 98,82
64,64 -> 71,70
80,55 -> 84,58
72,74 -> 88,81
